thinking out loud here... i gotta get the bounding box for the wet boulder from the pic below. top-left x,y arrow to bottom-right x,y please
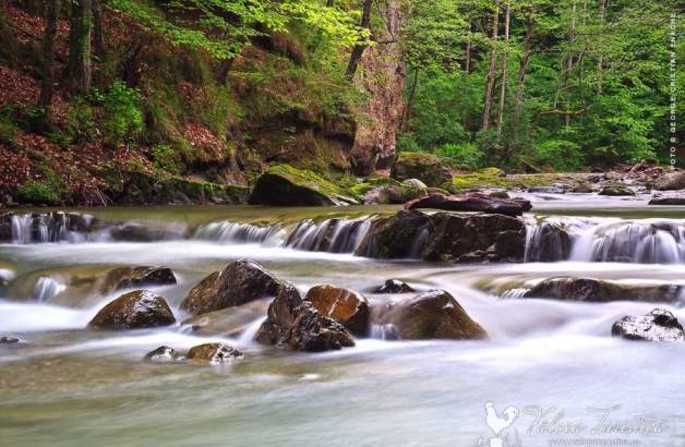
524,222 -> 572,262
405,192 -> 531,217
249,164 -> 358,206
88,290 -> 176,330
390,153 -> 451,187
103,266 -> 176,292
423,213 -> 526,263
109,222 -> 187,242
373,279 -> 416,294
649,195 -> 685,206
655,171 -> 685,191
305,285 -> 370,336
144,346 -> 185,363
255,285 -> 355,352
187,343 -> 244,364
598,184 -> 635,196
278,302 -> 356,352
354,209 -> 431,258
372,290 -> 487,340
181,299 -> 270,336
611,309 -> 684,342
180,259 -> 287,316
524,277 -> 682,303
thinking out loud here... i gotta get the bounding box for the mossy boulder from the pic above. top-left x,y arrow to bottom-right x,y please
391,153 -> 451,187
88,290 -> 176,330
249,164 -> 358,206
358,179 -> 427,205
180,259 -> 292,316
372,290 -> 487,340
103,169 -> 249,205
187,343 -> 244,364
598,184 -> 635,196
305,284 -> 370,336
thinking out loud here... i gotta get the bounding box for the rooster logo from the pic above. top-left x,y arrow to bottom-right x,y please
484,402 -> 520,447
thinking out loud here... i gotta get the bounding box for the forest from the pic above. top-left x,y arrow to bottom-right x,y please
0,0 -> 682,205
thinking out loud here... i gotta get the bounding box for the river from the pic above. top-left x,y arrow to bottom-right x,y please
1,194 -> 684,446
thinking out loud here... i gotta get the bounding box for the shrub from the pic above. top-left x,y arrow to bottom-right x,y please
97,81 -> 144,147
434,143 -> 484,170
150,144 -> 180,174
17,180 -> 60,205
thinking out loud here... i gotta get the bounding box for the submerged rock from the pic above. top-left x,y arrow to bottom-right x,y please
372,290 -> 487,340
0,335 -> 27,344
187,343 -> 244,364
390,153 -> 451,187
598,184 -> 635,196
88,290 -> 176,330
649,195 -> 685,206
305,284 -> 370,337
524,277 -> 683,303
144,346 -> 185,363
373,279 -> 416,294
249,164 -> 357,206
181,299 -> 270,336
612,309 -> 684,342
104,266 -> 176,292
405,192 -> 531,217
180,259 -> 287,316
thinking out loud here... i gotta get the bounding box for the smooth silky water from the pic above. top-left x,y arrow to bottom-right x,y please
2,194 -> 685,446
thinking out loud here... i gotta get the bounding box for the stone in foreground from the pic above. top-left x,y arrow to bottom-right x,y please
611,309 -> 684,342
180,259 -> 286,316
373,290 -> 488,340
144,346 -> 185,363
305,284 -> 370,337
187,343 -> 244,364
88,290 -> 176,330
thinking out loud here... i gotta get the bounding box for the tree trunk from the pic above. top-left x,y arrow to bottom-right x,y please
345,0 -> 373,79
38,0 -> 61,107
565,0 -> 577,128
66,0 -> 93,95
496,4 -> 510,141
515,15 -> 533,112
465,20 -> 471,73
482,5 -> 499,132
401,68 -> 419,132
596,0 -> 607,94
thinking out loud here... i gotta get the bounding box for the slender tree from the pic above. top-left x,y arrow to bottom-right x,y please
482,4 -> 499,132
496,3 -> 510,140
38,0 -> 61,107
345,0 -> 373,79
66,0 -> 93,95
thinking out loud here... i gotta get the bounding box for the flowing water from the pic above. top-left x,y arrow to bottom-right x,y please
1,194 -> 685,446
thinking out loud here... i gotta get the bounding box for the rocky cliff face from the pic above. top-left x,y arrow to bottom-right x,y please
350,0 -> 406,176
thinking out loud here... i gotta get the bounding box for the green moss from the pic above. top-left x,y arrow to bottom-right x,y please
17,180 -> 60,205
449,170 -> 572,192
267,164 -> 359,200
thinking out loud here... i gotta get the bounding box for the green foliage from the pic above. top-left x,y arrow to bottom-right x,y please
150,144 -> 180,174
529,139 -> 584,171
0,110 -> 17,147
16,180 -> 60,205
65,98 -> 97,143
97,81 -> 144,147
434,143 -> 484,170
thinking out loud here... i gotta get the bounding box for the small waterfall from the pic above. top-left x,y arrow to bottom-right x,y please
369,323 -> 398,340
500,288 -> 531,299
8,212 -> 100,244
193,221 -> 284,246
569,220 -> 685,263
408,226 -> 430,259
31,276 -> 67,302
284,217 -> 374,253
